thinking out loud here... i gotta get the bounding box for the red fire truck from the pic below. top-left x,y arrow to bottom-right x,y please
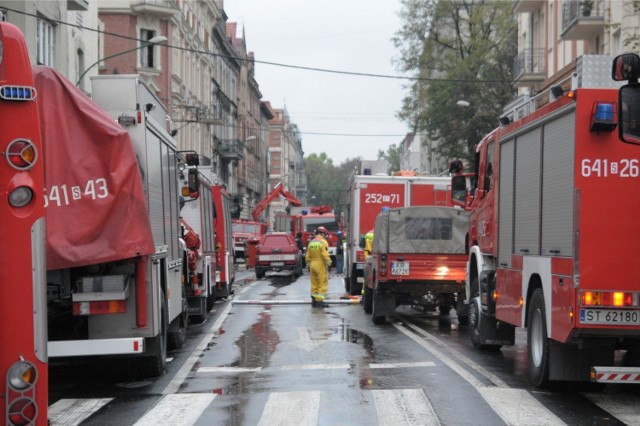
450,54 -> 640,386
232,219 -> 267,261
180,168 -> 218,322
0,21 -> 48,426
345,173 -> 453,295
41,71 -> 193,378
211,184 -> 236,298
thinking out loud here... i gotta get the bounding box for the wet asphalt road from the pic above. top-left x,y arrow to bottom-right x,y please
48,269 -> 640,425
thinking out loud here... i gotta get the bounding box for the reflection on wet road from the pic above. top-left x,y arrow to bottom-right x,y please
48,271 -> 640,425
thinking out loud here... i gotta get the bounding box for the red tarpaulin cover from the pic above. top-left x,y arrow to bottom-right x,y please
33,66 -> 155,270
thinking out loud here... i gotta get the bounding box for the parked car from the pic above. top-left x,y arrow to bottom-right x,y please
255,232 -> 304,279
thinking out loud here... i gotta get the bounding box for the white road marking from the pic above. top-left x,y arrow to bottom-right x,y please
48,398 -> 113,426
393,320 -> 567,426
395,319 -> 508,387
280,363 -> 351,371
582,391 -> 640,425
133,393 -> 215,426
369,361 -> 436,369
162,300 -> 234,395
372,388 -> 440,426
257,391 -> 320,426
197,366 -> 262,373
481,387 -> 566,426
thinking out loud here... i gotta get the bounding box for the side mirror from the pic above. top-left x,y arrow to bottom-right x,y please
451,175 -> 467,207
612,53 -> 640,82
187,168 -> 200,199
619,84 -> 640,145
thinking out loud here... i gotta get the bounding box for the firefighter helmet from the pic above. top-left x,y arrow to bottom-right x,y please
315,226 -> 328,235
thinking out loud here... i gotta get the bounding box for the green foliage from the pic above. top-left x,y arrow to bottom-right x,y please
377,144 -> 403,174
304,154 -> 359,207
394,0 -> 517,169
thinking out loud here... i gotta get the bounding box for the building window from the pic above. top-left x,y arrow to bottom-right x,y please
37,18 -> 54,66
76,48 -> 85,90
140,29 -> 158,68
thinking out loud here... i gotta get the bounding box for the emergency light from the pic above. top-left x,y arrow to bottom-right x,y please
589,102 -> 617,132
0,85 -> 36,101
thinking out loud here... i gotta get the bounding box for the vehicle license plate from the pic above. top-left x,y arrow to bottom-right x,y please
580,309 -> 640,325
271,262 -> 285,266
391,261 -> 409,276
262,254 -> 284,261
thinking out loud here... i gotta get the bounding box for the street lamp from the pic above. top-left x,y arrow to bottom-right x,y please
76,35 -> 168,87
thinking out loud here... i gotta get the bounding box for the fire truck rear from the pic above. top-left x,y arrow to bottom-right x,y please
43,73 -> 191,378
0,21 -> 48,426
345,173 -> 452,295
451,54 -> 640,386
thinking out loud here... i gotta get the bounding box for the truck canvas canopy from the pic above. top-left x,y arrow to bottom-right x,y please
33,66 -> 155,270
373,206 -> 468,254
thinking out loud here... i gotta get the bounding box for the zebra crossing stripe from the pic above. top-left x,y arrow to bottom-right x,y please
257,391 -> 321,426
133,393 -> 216,426
48,398 -> 113,426
372,389 -> 440,426
369,361 -> 436,369
480,387 -> 566,426
582,391 -> 640,425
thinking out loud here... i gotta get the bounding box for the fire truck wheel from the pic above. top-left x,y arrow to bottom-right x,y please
206,289 -> 216,311
363,286 -> 373,314
528,288 -> 550,388
256,268 -> 265,279
372,295 -> 386,324
168,297 -> 188,349
469,295 -> 502,350
349,274 -> 361,296
139,291 -> 168,378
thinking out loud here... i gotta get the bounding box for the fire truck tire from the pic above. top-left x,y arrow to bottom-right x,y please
363,286 -> 373,314
256,268 -> 265,279
372,296 -> 386,324
528,288 -> 550,388
168,297 -> 188,349
349,273 -> 361,296
469,296 -> 502,350
140,291 -> 168,378
206,287 -> 216,311
438,305 -> 452,315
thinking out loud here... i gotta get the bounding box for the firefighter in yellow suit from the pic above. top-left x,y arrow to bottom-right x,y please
306,227 -> 331,307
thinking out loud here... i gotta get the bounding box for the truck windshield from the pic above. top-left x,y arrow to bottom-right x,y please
303,218 -> 339,232
233,223 -> 261,234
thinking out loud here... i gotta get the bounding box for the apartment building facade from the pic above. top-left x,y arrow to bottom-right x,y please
0,0 -> 282,216
511,0 -> 640,115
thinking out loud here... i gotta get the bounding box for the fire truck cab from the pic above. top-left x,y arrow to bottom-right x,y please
451,54 -> 640,387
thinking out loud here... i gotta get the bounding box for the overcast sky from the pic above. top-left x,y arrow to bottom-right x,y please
223,0 -> 409,166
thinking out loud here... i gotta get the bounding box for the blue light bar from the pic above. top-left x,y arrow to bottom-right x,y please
594,103 -> 614,122
0,85 -> 37,101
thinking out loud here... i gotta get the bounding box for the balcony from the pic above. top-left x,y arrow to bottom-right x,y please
513,0 -> 545,14
561,0 -> 605,40
218,140 -> 244,161
131,0 -> 179,18
513,48 -> 546,87
67,0 -> 89,11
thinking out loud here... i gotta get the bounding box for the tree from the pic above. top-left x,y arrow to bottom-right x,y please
377,144 -> 403,174
394,0 -> 517,169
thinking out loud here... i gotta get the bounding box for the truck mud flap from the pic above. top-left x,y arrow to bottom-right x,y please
187,296 -> 206,317
373,291 -> 396,317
